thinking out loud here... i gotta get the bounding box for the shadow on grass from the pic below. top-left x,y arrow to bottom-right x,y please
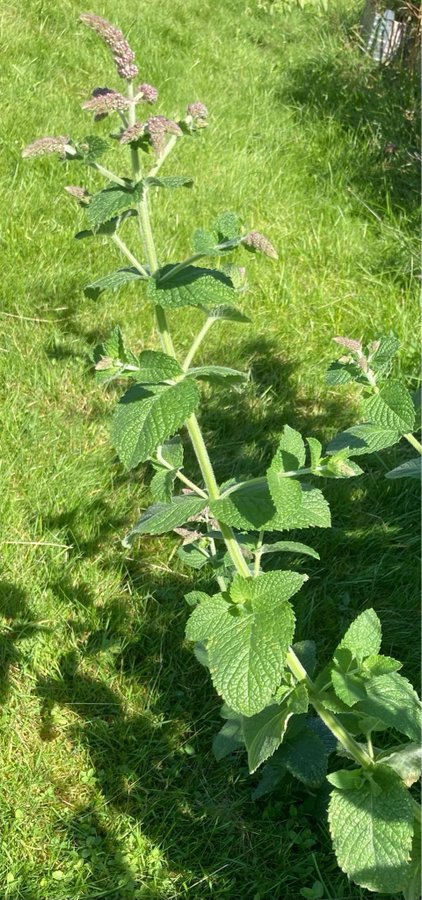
278,37 -> 420,214
0,581 -> 49,704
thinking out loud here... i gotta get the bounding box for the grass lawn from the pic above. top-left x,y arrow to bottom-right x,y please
0,0 -> 420,897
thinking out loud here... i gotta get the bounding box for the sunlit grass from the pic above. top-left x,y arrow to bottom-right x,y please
0,0 -> 419,896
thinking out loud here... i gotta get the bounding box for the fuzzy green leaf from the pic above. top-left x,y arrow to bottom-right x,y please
206,305 -> 251,323
210,480 -> 330,532
147,265 -> 235,310
187,365 -> 247,385
274,720 -> 330,787
123,496 -> 206,542
135,350 -> 182,384
386,458 -> 421,480
186,571 -> 304,715
338,609 -> 382,660
75,209 -> 137,239
84,267 -> 144,300
307,437 -> 323,471
177,544 -> 209,570
379,744 -> 421,787
327,424 -> 401,457
111,378 -> 200,470
212,210 -> 241,241
326,361 -> 362,385
369,333 -> 400,376
213,718 -> 244,761
331,669 -> 367,707
363,381 -> 415,434
260,541 -> 320,560
328,766 -> 414,894
356,673 -> 421,742
361,654 -> 402,676
192,228 -> 219,256
74,134 -> 109,162
150,468 -> 177,503
87,183 -> 143,228
243,684 -> 309,773
273,425 -> 306,470
145,175 -> 193,189
402,821 -> 421,900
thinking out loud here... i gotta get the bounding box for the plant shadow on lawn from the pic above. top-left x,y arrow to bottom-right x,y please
0,581 -> 49,704
278,36 -> 420,215
18,329 -> 416,897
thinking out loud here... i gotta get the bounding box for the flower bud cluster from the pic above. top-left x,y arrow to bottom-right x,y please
242,231 -> 278,260
82,87 -> 130,119
21,135 -> 72,159
80,13 -> 138,80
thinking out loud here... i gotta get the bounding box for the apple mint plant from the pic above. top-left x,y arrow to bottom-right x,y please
23,13 -> 421,898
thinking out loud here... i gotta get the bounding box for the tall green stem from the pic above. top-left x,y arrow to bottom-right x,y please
122,116 -> 374,772
404,432 -> 422,454
285,649 -> 373,769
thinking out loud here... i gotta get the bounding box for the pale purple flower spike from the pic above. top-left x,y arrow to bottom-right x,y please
120,122 -> 146,145
82,88 -> 130,115
80,13 -> 138,81
242,231 -> 278,260
333,337 -> 363,353
146,116 -> 183,156
64,185 -> 90,204
137,83 -> 158,103
187,102 -> 208,120
22,135 -> 71,159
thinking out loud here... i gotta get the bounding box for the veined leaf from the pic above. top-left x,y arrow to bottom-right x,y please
186,571 -> 305,715
150,468 -> 178,503
187,365 -> 247,385
123,496 -> 206,542
212,210 -> 241,241
135,350 -> 182,384
273,719 -> 331,787
356,673 -> 421,742
206,305 -> 251,323
87,182 -> 143,227
111,378 -> 200,470
211,480 -> 330,532
327,424 -> 401,457
259,541 -> 320,560
378,743 -> 421,787
147,265 -> 235,310
84,267 -> 144,300
74,134 -> 109,162
338,609 -> 382,660
326,361 -> 362,385
92,325 -> 139,382
363,380 -> 415,434
328,766 -> 414,894
272,425 -> 306,470
386,458 -> 421,480
145,175 -> 193,189
243,684 -> 309,773
212,717 -> 244,761
369,333 -> 400,377
75,208 -> 137,239
192,228 -> 219,256
307,436 -> 323,471
403,821 -> 421,900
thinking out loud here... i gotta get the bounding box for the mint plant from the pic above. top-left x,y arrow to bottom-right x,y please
23,14 -> 421,897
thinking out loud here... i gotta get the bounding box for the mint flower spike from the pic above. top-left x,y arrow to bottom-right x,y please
80,12 -> 138,81
187,102 -> 208,120
82,88 -> 131,116
333,336 -> 363,353
146,116 -> 183,157
135,83 -> 159,104
119,122 -> 146,145
64,185 -> 90,204
21,135 -> 73,159
242,230 -> 278,260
